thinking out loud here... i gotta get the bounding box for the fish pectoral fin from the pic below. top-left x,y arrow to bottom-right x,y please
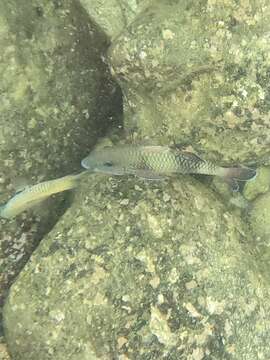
25,196 -> 49,208
130,169 -> 168,180
95,166 -> 126,176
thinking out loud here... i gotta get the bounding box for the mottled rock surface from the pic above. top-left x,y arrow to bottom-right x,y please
109,0 -> 270,164
243,166 -> 270,200
3,0 -> 270,359
248,191 -> 270,271
4,175 -> 270,360
0,0 -> 118,186
79,0 -> 148,39
0,0 -> 120,337
0,337 -> 11,360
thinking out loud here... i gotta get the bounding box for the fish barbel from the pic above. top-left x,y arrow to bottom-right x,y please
0,172 -> 86,219
81,145 -> 256,185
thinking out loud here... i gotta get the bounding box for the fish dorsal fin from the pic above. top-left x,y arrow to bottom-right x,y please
176,150 -> 206,163
142,145 -> 170,154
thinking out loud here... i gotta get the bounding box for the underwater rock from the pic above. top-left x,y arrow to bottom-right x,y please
79,0 -> 146,39
0,0 -> 120,336
109,0 -> 270,164
0,337 -> 11,360
243,166 -> 270,201
3,175 -> 270,359
249,192 -> 270,240
3,1 -> 270,359
248,191 -> 270,281
0,0 -> 118,184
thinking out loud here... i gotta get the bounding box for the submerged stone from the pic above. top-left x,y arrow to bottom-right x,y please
248,191 -> 270,282
3,175 -> 270,359
109,0 -> 270,164
243,167 -> 270,201
79,0 -> 145,39
249,192 -> 270,240
0,0 -> 121,337
2,1 -> 270,359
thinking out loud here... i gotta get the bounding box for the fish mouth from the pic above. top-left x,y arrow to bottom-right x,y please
81,158 -> 99,173
81,157 -> 90,169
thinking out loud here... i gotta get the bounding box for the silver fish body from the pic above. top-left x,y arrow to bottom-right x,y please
0,172 -> 86,219
81,145 -> 256,183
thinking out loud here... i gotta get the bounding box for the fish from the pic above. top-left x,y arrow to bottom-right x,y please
0,172 -> 87,219
81,145 -> 256,189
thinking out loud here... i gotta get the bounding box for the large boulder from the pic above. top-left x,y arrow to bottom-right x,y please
109,0 -> 270,164
3,175 -> 270,359
248,191 -> 270,276
0,0 -> 118,183
3,1 -> 270,359
0,0 -> 120,338
79,0 -> 148,39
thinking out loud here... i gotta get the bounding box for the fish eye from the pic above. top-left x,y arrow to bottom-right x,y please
103,161 -> 113,167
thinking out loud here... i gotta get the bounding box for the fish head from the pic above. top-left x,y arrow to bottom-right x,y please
81,147 -> 125,175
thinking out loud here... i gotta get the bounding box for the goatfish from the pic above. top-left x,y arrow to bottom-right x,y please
0,172 -> 87,219
81,145 -> 256,189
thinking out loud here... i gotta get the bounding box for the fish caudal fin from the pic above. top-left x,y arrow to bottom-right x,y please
219,166 -> 256,192
222,166 -> 257,181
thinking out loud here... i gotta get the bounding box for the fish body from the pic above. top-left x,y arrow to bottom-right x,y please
81,145 -> 256,185
0,172 -> 86,219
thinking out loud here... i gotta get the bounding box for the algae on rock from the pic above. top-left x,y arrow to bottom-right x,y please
243,167 -> 270,201
3,1 -> 270,359
0,0 -> 121,339
0,0 -> 119,185
109,0 -> 270,164
246,190 -> 270,285
79,0 -> 148,40
4,175 -> 270,359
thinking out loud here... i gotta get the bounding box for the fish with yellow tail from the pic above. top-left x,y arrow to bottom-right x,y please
81,145 -> 256,189
0,172 -> 87,219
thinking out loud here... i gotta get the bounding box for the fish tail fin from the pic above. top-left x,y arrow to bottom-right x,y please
222,166 -> 257,181
218,166 -> 257,192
